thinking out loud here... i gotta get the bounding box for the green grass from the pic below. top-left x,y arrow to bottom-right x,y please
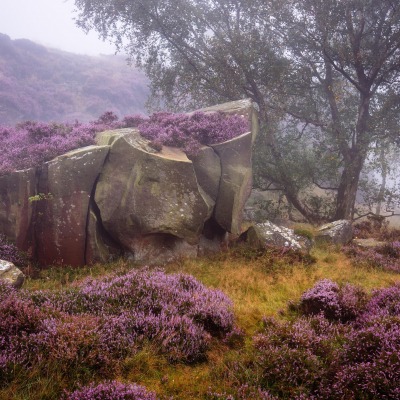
7,243 -> 400,399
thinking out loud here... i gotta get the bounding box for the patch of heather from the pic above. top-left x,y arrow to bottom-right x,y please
0,269 -> 235,383
298,279 -> 367,322
226,280 -> 400,399
299,279 -> 342,320
0,234 -> 26,266
137,111 -> 249,154
33,269 -> 234,337
207,385 -> 279,400
361,284 -> 400,321
344,241 -> 400,272
250,314 -> 342,398
0,110 -> 248,173
64,380 -> 157,400
328,319 -> 400,399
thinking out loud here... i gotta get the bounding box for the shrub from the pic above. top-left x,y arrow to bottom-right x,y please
299,279 -> 342,320
64,381 -> 157,400
344,241 -> 400,272
226,280 -> 400,399
0,269 -> 235,383
0,234 -> 26,266
252,315 -> 342,398
137,111 -> 249,155
361,284 -> 400,320
0,111 -> 248,174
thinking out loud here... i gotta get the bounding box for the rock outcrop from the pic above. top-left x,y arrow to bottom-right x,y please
0,99 -> 258,266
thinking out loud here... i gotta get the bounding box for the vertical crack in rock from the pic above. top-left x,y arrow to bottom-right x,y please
84,173 -> 122,265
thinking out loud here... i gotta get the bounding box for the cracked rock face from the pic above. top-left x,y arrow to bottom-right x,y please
35,145 -> 110,266
95,130 -> 214,250
0,99 -> 258,266
211,131 -> 253,235
0,168 -> 37,251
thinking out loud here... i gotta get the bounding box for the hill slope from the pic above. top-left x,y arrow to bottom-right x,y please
0,33 -> 149,125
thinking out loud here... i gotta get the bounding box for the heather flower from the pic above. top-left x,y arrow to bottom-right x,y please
64,380 -> 157,400
0,268 -> 236,382
237,282 -> 400,399
344,241 -> 400,272
0,110 -> 248,174
252,314 -> 342,398
299,279 -> 342,320
137,111 -> 249,155
0,234 -> 26,266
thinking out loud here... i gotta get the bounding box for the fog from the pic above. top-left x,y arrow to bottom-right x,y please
1,0 -> 117,55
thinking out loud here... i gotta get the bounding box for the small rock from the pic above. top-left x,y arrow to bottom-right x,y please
0,260 -> 25,288
241,221 -> 313,253
316,220 -> 353,245
353,238 -> 386,248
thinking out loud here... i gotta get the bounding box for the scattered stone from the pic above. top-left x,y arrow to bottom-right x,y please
353,238 -> 387,248
241,221 -> 313,253
316,220 -> 353,245
0,260 -> 24,288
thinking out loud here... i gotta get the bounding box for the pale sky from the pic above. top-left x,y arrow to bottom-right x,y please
0,0 -> 118,55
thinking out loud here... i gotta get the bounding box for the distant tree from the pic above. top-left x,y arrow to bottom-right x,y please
74,0 -> 400,222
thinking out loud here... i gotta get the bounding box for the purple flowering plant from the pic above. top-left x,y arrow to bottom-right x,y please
136,111 -> 249,154
0,234 -> 26,266
344,241 -> 400,272
225,279 -> 400,399
0,110 -> 248,174
0,268 -> 235,384
64,380 -> 157,400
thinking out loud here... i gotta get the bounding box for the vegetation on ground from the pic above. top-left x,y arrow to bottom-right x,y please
1,236 -> 400,399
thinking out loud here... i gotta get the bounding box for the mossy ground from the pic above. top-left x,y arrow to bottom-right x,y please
2,240 -> 399,400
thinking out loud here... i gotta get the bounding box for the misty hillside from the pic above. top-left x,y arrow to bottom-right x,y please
0,33 -> 149,125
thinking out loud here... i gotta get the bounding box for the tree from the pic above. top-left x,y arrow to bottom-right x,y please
74,0 -> 400,222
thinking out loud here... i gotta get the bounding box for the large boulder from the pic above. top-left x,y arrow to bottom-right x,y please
241,221 -> 313,252
35,145 -> 110,266
316,220 -> 353,245
95,130 -> 214,252
0,260 -> 24,288
0,168 -> 37,251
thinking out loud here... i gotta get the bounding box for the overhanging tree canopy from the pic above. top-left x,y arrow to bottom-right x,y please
74,0 -> 400,222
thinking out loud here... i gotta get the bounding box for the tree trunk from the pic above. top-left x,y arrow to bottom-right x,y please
334,151 -> 366,220
375,145 -> 388,216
